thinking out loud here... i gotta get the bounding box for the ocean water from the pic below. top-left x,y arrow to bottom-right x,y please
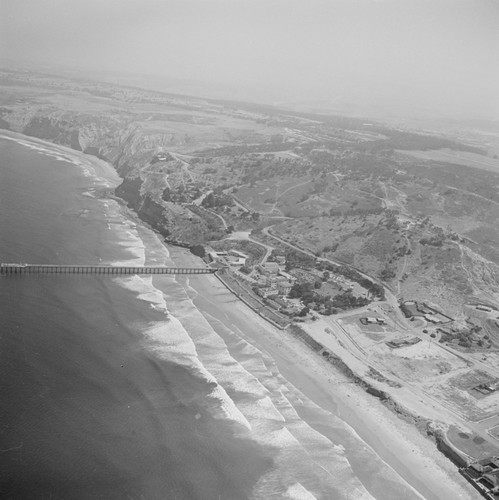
0,134 -> 424,500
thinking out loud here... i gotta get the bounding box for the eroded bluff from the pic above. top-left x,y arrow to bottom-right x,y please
0,107 -> 221,246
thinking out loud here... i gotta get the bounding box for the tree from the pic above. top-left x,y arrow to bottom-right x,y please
379,266 -> 396,281
298,306 -> 310,317
190,245 -> 206,258
322,271 -> 330,281
162,187 -> 171,201
201,192 -> 215,208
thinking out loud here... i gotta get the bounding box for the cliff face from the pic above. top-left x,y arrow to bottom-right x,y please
23,116 -> 82,150
0,107 -> 214,246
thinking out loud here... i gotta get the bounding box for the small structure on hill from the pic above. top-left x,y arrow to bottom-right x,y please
474,381 -> 499,395
360,317 -> 386,325
385,337 -> 421,349
476,305 -> 493,313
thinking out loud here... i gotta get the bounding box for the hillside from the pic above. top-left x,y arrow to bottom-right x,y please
1,68 -> 499,317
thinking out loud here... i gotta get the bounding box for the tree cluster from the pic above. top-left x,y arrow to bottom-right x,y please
190,245 -> 206,258
201,191 -> 234,209
419,236 -> 444,247
288,282 -> 369,314
283,249 -> 316,271
317,262 -> 385,300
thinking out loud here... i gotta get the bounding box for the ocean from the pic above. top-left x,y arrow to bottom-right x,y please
0,133 -> 425,499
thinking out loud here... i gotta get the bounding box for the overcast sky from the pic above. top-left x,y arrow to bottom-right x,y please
1,0 -> 498,119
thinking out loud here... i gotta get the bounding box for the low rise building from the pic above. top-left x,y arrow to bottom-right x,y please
361,317 -> 387,325
424,314 -> 441,324
277,281 -> 293,296
476,305 -> 493,312
209,251 -> 227,263
277,270 -> 297,283
228,250 -> 248,265
258,262 -> 280,275
257,287 -> 279,298
461,456 -> 499,498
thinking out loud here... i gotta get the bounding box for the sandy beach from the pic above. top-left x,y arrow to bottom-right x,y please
166,246 -> 478,500
1,130 -> 478,498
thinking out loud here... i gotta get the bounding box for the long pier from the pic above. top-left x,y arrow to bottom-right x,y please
0,263 -> 217,276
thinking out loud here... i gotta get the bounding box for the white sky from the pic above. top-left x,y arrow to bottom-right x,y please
1,0 -> 498,119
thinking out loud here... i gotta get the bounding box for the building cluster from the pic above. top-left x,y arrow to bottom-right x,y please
255,261 -> 295,299
461,456 -> 499,499
401,301 -> 453,324
474,380 -> 499,395
208,252 -> 296,301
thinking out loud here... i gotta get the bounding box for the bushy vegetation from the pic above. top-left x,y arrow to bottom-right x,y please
201,191 -> 233,208
419,236 -> 445,247
283,249 -> 316,270
190,245 -> 206,258
317,262 -> 385,300
288,282 -> 369,314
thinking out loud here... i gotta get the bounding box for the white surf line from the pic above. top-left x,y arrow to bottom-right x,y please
0,132 -> 118,188
169,303 -> 377,498
198,309 -> 429,500
114,274 -> 252,431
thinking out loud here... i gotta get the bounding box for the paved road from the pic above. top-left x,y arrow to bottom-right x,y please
260,225 -> 407,324
257,225 -> 499,450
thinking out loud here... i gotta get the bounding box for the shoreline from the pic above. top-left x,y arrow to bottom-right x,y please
2,131 -> 478,498
166,247 -> 477,500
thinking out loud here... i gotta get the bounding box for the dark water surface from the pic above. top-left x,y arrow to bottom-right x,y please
0,138 -> 269,499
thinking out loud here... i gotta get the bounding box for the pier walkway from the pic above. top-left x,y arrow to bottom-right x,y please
1,263 -> 216,276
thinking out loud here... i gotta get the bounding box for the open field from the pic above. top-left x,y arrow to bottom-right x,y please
426,370 -> 499,422
447,426 -> 499,459
400,148 -> 499,174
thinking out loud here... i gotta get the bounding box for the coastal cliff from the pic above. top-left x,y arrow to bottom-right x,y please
0,107 -> 217,246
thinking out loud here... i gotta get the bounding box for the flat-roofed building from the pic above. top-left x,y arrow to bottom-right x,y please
277,281 -> 293,295
258,262 -> 280,275
277,270 -> 297,282
257,287 -> 279,298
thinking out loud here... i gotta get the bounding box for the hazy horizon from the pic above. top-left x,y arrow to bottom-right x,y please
2,0 -> 498,120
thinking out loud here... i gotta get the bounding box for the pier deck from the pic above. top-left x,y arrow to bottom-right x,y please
0,264 -> 216,276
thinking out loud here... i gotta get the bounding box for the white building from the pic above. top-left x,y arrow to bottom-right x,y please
277,281 -> 293,295
258,262 -> 280,275
257,287 -> 279,298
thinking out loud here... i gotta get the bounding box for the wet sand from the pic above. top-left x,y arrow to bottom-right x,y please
1,130 -> 476,498
167,247 -> 477,500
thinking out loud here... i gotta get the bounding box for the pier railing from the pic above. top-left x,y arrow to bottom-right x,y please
0,264 -> 216,276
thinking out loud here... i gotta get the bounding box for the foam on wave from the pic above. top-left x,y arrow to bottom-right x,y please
285,483 -> 318,500
0,133 -> 114,188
